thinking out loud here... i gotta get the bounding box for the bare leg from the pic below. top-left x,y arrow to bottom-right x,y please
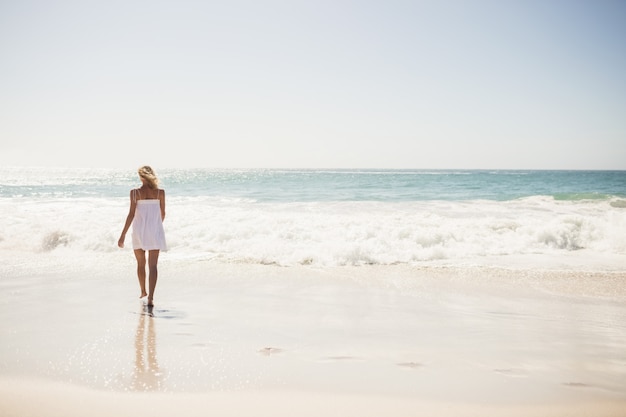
147,250 -> 160,306
134,249 -> 148,298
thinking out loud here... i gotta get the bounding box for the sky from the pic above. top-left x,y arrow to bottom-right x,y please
1,0 -> 625,170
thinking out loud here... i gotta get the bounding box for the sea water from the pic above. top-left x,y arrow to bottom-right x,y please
1,167 -> 625,269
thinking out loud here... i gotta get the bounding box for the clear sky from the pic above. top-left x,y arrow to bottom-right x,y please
1,0 -> 625,169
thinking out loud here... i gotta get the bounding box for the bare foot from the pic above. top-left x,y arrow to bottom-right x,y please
140,292 -> 148,299
147,298 -> 154,307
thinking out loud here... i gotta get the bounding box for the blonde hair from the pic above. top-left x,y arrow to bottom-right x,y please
138,165 -> 159,189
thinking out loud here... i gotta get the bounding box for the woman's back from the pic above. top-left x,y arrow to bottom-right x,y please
132,189 -> 167,251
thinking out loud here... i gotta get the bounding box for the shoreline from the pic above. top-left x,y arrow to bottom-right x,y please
1,258 -> 625,415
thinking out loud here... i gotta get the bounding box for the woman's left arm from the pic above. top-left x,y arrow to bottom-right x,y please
160,189 -> 166,222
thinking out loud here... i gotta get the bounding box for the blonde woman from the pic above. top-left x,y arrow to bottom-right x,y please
118,166 -> 166,307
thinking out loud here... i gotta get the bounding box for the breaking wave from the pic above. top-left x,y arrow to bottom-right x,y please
1,196 -> 624,267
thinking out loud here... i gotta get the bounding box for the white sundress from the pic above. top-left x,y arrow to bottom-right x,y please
131,189 -> 167,251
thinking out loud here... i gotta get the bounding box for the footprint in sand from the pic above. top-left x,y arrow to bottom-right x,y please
192,342 -> 215,348
563,382 -> 591,388
258,347 -> 284,356
397,362 -> 423,369
493,368 -> 529,378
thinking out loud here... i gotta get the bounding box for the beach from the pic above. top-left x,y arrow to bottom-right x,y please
1,251 -> 625,416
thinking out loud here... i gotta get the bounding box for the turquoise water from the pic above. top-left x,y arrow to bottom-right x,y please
162,169 -> 626,202
1,168 -> 624,202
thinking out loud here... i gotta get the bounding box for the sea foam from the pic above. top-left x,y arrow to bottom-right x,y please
1,195 -> 624,269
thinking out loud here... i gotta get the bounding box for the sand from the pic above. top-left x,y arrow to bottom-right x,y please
1,253 -> 626,416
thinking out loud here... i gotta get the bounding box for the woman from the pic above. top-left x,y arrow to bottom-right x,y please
118,166 -> 167,307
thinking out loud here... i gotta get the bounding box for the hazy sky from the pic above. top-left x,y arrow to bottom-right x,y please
1,0 -> 625,169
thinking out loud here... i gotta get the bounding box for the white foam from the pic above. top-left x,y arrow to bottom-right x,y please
1,196 -> 625,269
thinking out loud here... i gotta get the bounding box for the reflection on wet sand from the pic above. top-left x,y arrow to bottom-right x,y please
132,306 -> 164,391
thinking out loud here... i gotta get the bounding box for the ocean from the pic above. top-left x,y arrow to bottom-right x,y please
1,167 -> 625,269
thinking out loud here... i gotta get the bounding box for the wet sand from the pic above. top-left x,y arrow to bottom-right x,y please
1,254 -> 625,416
